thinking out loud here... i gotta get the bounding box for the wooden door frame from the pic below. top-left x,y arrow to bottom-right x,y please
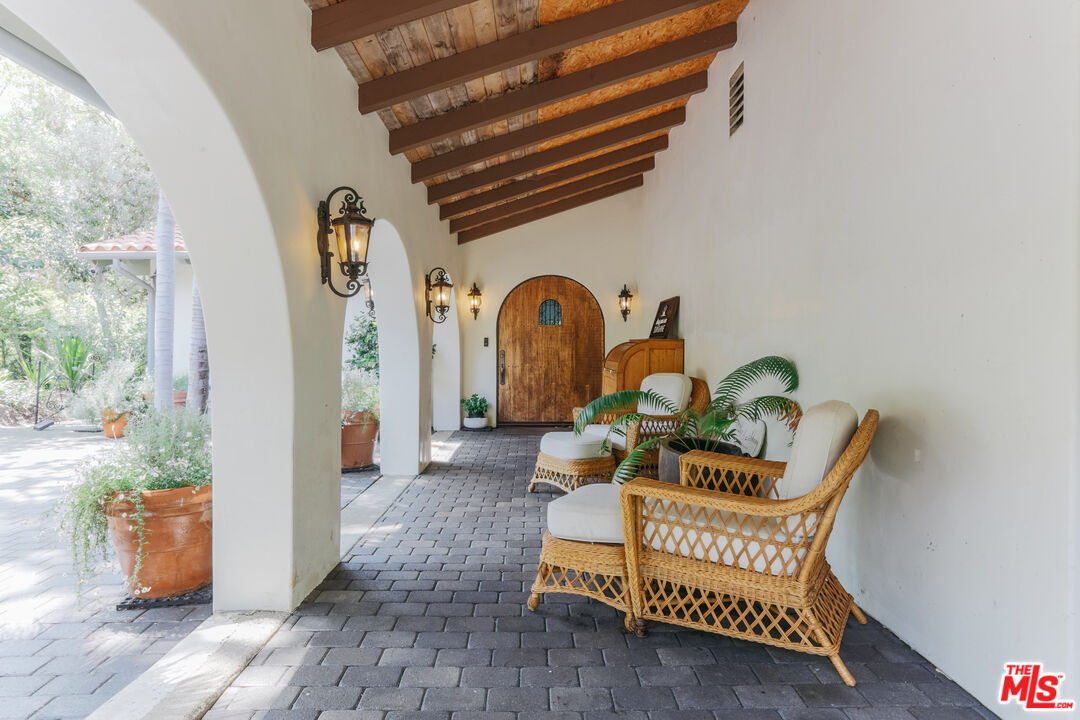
495,274 -> 605,425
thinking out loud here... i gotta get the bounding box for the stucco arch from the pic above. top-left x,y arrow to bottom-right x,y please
1,0 -> 452,610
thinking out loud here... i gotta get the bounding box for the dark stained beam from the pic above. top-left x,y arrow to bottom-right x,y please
411,72 -> 705,183
311,0 -> 464,52
457,175 -> 645,243
388,23 -> 736,154
440,135 -> 667,220
450,158 -> 654,233
428,107 -> 684,203
359,0 -> 719,112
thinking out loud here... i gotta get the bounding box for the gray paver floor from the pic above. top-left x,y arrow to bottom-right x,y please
206,428 -> 995,720
0,425 -> 380,720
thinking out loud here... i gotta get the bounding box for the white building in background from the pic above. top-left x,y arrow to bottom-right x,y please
77,227 -> 193,380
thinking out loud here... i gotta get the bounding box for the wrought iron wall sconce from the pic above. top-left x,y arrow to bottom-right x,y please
618,284 -> 633,322
360,277 -> 376,320
467,283 -> 482,320
425,267 -> 453,323
316,186 -> 374,298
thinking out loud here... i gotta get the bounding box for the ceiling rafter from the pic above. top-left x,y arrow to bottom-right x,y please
411,72 -> 706,183
357,0 -> 719,113
311,0 -> 464,51
457,175 -> 646,244
427,107 -> 685,204
387,22 -> 736,154
450,157 -> 654,233
439,135 -> 668,221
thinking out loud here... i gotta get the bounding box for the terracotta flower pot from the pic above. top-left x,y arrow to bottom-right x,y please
342,412 -> 379,469
102,410 -> 130,438
104,484 -> 213,598
173,391 -> 187,407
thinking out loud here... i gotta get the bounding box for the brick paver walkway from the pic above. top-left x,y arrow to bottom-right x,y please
205,428 -> 993,720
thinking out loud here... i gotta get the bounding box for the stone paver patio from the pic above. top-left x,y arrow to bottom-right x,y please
205,428 -> 994,720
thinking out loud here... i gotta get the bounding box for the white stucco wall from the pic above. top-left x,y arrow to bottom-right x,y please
458,191 -> 647,425
633,1 -> 1079,713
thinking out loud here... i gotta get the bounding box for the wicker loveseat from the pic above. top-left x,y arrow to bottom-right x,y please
529,402 -> 880,685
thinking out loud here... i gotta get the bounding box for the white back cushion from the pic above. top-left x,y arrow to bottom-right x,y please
638,373 -> 693,415
778,401 -> 859,500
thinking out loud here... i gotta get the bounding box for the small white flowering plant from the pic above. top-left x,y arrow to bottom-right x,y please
60,407 -> 212,587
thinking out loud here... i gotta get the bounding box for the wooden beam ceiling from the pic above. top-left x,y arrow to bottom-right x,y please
411,72 -> 706,183
310,0 -> 464,51
450,157 -> 654,233
387,23 -> 736,154
427,107 -> 685,203
439,135 -> 668,221
457,175 -> 646,244
357,0 -> 718,112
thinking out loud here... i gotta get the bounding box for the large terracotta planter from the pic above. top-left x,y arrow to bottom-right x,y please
102,411 -> 130,439
104,484 -> 213,598
342,412 -> 379,469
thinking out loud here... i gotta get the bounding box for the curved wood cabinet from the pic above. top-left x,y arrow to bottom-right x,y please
602,338 -> 684,395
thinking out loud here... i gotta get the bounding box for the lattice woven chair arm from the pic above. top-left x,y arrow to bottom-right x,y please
679,450 -> 787,498
621,476 -> 829,520
624,414 -> 674,450
572,407 -> 625,425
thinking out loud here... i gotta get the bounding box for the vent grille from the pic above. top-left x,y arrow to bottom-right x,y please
729,62 -> 745,136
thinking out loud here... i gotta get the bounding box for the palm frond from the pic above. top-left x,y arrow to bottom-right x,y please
612,437 -> 664,483
733,395 -> 803,433
573,389 -> 679,433
711,356 -> 799,410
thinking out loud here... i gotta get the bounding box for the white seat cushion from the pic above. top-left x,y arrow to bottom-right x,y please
778,401 -> 858,500
547,483 -> 624,544
580,424 -> 627,451
644,500 -> 806,576
638,373 -> 693,415
540,431 -> 610,460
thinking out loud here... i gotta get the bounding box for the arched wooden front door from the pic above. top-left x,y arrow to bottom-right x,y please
497,276 -> 604,424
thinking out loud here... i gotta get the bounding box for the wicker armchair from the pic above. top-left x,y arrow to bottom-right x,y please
573,376 -> 710,477
619,408 -> 879,685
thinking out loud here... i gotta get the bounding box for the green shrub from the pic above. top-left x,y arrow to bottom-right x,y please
345,316 -> 379,378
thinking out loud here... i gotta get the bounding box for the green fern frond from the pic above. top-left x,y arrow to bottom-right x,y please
734,395 -> 802,432
710,356 -> 798,411
574,389 -> 679,433
612,437 -> 665,483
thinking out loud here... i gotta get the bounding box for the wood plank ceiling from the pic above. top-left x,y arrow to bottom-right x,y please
304,0 -> 747,243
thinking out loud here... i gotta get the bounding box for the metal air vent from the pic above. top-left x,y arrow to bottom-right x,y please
729,62 -> 745,136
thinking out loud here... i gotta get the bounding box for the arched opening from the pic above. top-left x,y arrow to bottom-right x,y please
496,275 -> 604,424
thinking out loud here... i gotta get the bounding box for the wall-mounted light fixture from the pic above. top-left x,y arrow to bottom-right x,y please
425,267 -> 453,324
360,277 -> 376,320
316,186 -> 375,298
467,283 -> 482,320
618,284 -> 633,322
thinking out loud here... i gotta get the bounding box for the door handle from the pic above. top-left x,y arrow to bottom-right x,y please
499,350 -> 506,385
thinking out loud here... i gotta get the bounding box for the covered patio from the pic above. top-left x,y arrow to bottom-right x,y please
0,0 -> 1076,718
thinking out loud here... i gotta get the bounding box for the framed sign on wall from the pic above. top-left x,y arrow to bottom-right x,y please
649,296 -> 680,339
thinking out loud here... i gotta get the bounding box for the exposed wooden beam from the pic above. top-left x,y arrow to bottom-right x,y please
411,72 -> 705,183
457,175 -> 645,243
311,0 -> 463,52
388,23 -> 736,154
358,0 -> 718,112
428,107 -> 684,203
450,158 -> 654,233
440,135 -> 667,220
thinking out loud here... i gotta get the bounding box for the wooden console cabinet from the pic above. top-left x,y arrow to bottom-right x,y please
601,339 -> 684,395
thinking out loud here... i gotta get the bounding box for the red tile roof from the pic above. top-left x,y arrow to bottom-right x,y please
78,227 -> 186,254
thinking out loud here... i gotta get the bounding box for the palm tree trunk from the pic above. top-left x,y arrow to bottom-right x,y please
153,191 -> 175,412
187,277 -> 209,413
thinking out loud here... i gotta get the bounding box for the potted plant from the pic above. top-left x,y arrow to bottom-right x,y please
68,358 -> 146,438
61,408 -> 213,599
342,368 -> 379,469
462,393 -> 488,429
575,356 -> 803,484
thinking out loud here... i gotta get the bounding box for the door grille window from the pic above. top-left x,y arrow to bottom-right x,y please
538,299 -> 562,326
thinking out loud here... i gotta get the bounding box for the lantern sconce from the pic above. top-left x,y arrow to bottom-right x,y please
467,283 -> 482,320
618,284 -> 633,322
316,186 -> 375,298
425,267 -> 453,324
361,277 -> 376,320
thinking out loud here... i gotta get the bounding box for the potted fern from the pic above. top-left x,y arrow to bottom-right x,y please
62,408 -> 213,598
342,368 -> 379,469
574,356 -> 802,483
462,394 -> 488,429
